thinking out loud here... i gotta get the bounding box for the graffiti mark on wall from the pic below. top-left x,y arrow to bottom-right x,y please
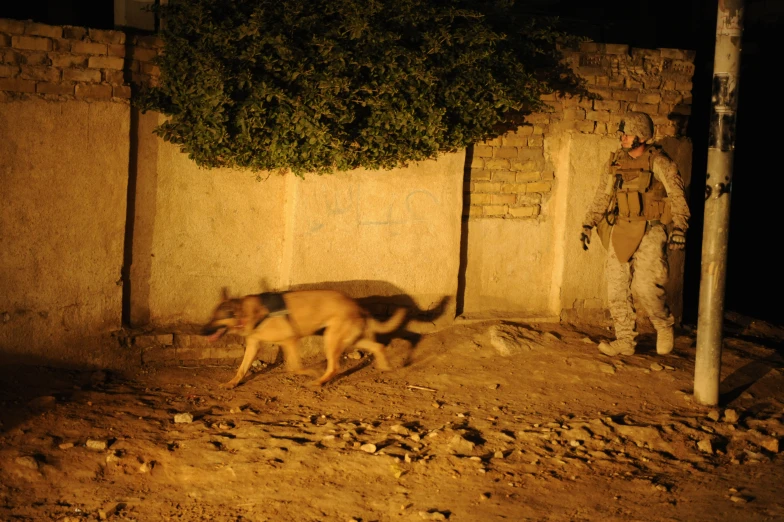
307,185 -> 441,233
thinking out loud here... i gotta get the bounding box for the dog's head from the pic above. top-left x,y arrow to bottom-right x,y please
200,288 -> 271,341
200,287 -> 243,341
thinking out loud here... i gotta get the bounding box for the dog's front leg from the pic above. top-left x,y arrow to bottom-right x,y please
221,337 -> 260,389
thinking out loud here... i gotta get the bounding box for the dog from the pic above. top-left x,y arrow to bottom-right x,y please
200,288 -> 406,388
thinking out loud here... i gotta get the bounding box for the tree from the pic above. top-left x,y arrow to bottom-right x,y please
138,0 -> 587,176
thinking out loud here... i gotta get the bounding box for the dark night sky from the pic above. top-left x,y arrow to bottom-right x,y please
2,0 -> 782,325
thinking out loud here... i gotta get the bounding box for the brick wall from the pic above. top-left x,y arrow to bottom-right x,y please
464,42 -> 695,220
0,18 -> 161,102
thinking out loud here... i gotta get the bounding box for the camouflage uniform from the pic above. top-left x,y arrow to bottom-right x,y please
582,114 -> 690,356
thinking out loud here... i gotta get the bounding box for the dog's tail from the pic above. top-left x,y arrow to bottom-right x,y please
367,307 -> 407,334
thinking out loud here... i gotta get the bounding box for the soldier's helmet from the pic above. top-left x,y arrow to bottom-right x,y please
619,112 -> 654,143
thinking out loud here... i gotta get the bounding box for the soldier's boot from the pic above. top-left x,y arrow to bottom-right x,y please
598,338 -> 636,356
656,326 -> 675,355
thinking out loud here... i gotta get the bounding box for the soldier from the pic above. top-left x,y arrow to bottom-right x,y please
580,112 -> 690,356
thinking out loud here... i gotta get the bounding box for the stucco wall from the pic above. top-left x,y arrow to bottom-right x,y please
0,99 -> 129,366
284,155 -> 464,330
129,118 -> 464,330
130,112 -> 289,328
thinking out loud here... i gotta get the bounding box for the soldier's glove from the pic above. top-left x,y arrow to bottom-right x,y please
668,228 -> 686,250
580,226 -> 593,251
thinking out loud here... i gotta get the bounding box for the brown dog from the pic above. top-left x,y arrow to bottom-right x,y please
200,288 -> 406,388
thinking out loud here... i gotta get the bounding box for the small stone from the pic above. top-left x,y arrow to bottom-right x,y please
86,439 -> 107,450
493,451 -> 505,459
432,402 -> 441,409
663,365 -> 675,371
570,440 -> 582,447
489,383 -> 500,390
347,351 -> 362,360
760,438 -> 779,453
390,424 -> 409,435
480,492 -> 491,500
650,362 -> 664,372
457,412 -> 466,418
745,449 -> 765,461
707,409 -> 721,422
730,495 -> 748,504
360,443 -> 377,454
106,451 -> 121,464
98,510 -> 108,521
138,461 -> 153,473
58,442 -> 74,450
697,439 -> 713,454
448,434 -> 475,455
723,409 -> 740,424
581,337 -> 594,344
599,363 -> 616,374
174,412 -> 194,424
15,456 -> 39,470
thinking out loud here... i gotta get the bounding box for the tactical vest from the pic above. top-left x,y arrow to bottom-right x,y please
604,146 -> 672,263
609,147 -> 672,224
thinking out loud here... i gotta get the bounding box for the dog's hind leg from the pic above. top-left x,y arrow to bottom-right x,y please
354,338 -> 391,371
221,338 -> 260,389
312,326 -> 358,386
279,338 -> 318,378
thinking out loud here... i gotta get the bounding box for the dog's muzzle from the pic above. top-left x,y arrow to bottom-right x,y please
200,324 -> 227,341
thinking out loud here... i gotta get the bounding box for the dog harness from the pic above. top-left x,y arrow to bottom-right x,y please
253,292 -> 300,334
259,292 -> 289,317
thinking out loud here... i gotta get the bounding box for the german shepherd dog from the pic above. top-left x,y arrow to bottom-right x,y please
200,288 -> 406,388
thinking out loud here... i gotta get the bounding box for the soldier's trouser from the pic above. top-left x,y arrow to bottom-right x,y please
605,224 -> 675,343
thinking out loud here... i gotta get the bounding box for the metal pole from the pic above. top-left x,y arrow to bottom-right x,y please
694,0 -> 744,406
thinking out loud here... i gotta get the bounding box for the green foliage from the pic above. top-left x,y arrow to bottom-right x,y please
137,0 -> 587,176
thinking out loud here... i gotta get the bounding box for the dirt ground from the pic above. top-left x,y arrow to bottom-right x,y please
1,314 -> 783,522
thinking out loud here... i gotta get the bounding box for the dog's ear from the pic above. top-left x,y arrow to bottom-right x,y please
258,278 -> 270,293
221,287 -> 230,301
241,297 -> 268,335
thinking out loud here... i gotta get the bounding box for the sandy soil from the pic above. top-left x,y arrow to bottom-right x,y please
1,314 -> 783,522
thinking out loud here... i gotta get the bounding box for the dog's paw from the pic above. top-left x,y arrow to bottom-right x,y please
219,381 -> 238,390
